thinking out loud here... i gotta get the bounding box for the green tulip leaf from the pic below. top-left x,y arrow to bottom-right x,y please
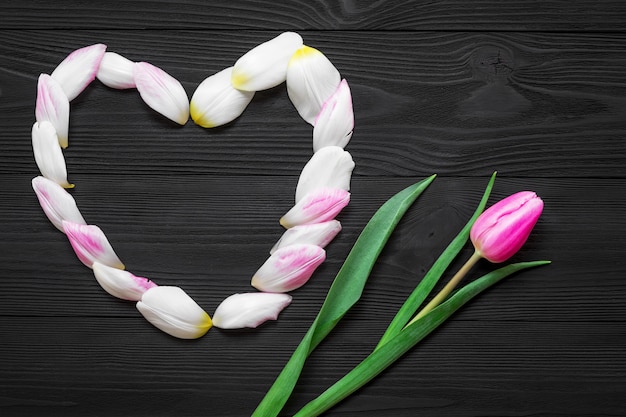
376,172 -> 496,349
293,260 -> 551,417
251,175 -> 436,417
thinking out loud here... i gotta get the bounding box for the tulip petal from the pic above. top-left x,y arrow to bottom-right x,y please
280,188 -> 350,229
190,67 -> 255,128
92,262 -> 157,301
271,220 -> 342,254
252,244 -> 326,293
212,292 -> 292,329
231,32 -> 304,92
471,191 -> 544,263
31,176 -> 85,232
295,146 -> 355,203
96,52 -> 137,89
62,221 -> 125,269
31,121 -> 73,188
50,43 -> 107,101
313,79 -> 354,152
136,286 -> 212,339
287,45 -> 341,124
35,74 -> 70,148
133,62 -> 190,125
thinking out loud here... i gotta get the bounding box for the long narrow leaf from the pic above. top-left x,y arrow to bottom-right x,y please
376,172 -> 496,349
293,260 -> 551,417
252,175 -> 436,417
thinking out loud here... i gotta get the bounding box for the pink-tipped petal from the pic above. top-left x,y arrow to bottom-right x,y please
212,292 -> 292,329
231,32 -> 303,91
96,52 -> 136,89
134,62 -> 189,125
295,146 -> 354,203
470,191 -> 544,263
136,286 -> 212,339
93,261 -> 156,301
31,176 -> 85,231
313,79 -> 354,151
31,121 -> 73,188
35,74 -> 70,148
270,220 -> 342,254
280,188 -> 350,229
51,43 -> 107,101
190,67 -> 255,128
287,45 -> 341,124
251,244 -> 326,292
62,221 -> 124,269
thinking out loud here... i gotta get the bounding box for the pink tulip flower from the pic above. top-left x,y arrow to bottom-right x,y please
470,191 -> 544,263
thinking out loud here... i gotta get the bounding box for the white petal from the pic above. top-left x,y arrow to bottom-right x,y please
295,146 -> 355,203
31,121 -> 73,188
212,292 -> 292,329
231,32 -> 303,91
51,43 -> 107,101
93,262 -> 157,301
96,52 -> 136,89
136,286 -> 212,339
286,45 -> 341,124
31,176 -> 85,231
190,67 -> 255,128
35,74 -> 70,148
62,221 -> 125,269
270,220 -> 342,254
313,79 -> 354,152
251,244 -> 326,293
133,62 -> 190,125
280,188 -> 350,229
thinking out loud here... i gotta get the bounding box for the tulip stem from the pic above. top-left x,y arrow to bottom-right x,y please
406,251 -> 482,327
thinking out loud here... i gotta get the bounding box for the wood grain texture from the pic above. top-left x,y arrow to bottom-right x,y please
2,30 -> 626,178
1,2 -> 626,416
2,0 -> 626,31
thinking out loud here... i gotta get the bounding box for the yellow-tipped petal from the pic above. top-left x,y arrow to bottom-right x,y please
31,121 -> 73,188
286,45 -> 341,124
191,67 -> 255,128
231,32 -> 303,91
137,286 -> 212,339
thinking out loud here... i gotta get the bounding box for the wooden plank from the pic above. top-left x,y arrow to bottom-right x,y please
2,0 -> 626,31
1,30 -> 626,178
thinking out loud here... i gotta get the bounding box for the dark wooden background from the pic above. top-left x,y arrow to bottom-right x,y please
1,1 -> 625,416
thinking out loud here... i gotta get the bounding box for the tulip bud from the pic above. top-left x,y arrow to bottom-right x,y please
93,262 -> 157,301
50,43 -> 107,101
212,292 -> 292,329
133,62 -> 190,125
470,191 -> 544,263
251,244 -> 326,292
32,176 -> 86,232
136,286 -> 212,339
